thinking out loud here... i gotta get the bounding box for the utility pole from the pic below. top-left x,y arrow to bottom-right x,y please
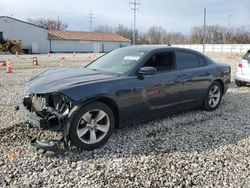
57,16 -> 60,30
223,14 -> 232,44
88,11 -> 94,32
129,0 -> 140,45
203,8 -> 206,54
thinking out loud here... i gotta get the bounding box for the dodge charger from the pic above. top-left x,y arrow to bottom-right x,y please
19,46 -> 231,152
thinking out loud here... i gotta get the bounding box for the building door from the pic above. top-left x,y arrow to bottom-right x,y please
0,32 -> 3,43
101,43 -> 104,53
32,43 -> 38,53
93,42 -> 100,53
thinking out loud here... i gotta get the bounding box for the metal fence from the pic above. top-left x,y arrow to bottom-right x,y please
172,44 -> 250,53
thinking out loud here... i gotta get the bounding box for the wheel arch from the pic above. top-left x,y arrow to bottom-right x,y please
213,79 -> 225,94
67,96 -> 120,135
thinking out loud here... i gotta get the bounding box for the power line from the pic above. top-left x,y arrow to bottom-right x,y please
129,0 -> 140,45
88,11 -> 94,32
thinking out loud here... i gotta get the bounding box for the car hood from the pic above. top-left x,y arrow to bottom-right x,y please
26,67 -> 116,93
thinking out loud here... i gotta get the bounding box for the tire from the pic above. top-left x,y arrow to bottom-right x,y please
10,45 -> 21,54
69,102 -> 115,150
235,80 -> 246,87
203,81 -> 223,111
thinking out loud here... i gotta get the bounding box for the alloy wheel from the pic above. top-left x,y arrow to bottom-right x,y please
208,85 -> 221,108
77,109 -> 110,144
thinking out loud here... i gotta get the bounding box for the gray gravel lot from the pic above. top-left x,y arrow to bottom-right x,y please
0,53 -> 249,187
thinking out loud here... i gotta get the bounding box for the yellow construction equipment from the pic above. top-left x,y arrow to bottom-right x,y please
0,39 -> 22,54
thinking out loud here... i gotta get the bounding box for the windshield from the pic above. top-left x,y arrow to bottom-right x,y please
87,48 -> 146,74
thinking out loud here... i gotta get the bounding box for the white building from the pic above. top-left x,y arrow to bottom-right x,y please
0,16 -> 49,53
0,16 -> 130,53
48,30 -> 131,53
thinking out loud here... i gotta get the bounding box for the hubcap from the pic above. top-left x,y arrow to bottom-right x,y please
77,109 -> 110,144
208,85 -> 221,108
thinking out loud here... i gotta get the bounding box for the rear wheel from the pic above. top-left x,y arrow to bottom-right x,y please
203,81 -> 222,111
69,102 -> 115,150
235,80 -> 247,87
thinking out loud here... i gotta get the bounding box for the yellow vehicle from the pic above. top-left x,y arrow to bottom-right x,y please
0,39 -> 22,54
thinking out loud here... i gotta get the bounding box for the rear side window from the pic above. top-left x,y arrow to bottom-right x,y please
243,52 -> 250,61
198,55 -> 206,66
177,52 -> 199,70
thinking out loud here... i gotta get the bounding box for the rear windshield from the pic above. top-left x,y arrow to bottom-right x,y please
243,52 -> 250,61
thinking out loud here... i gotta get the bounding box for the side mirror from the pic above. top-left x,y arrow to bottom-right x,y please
138,67 -> 157,76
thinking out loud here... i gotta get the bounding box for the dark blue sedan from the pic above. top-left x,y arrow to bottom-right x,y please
20,46 -> 231,152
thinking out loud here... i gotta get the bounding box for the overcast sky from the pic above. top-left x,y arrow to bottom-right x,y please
0,0 -> 249,34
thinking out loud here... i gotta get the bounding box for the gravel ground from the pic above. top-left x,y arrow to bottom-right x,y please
0,53 -> 250,187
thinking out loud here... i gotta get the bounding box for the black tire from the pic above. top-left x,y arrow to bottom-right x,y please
203,81 -> 223,111
10,45 -> 21,54
69,102 -> 115,150
235,80 -> 246,87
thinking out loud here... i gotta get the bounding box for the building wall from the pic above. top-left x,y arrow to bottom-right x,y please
0,17 -> 49,53
50,40 -> 130,53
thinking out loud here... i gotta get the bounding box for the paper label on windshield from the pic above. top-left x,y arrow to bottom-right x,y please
124,56 -> 140,61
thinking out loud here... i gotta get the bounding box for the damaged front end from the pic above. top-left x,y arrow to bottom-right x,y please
18,92 -> 74,155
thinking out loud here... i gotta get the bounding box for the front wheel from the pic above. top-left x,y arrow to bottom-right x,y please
69,102 -> 115,150
203,81 -> 222,111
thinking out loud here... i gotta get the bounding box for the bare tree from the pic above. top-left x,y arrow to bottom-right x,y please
138,32 -> 149,44
27,18 -> 68,30
115,24 -> 135,44
162,32 -> 186,44
93,25 -> 114,33
147,26 -> 166,44
190,26 -> 204,44
190,25 -> 250,44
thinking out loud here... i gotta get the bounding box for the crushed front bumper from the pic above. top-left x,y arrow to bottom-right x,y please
18,96 -> 68,131
19,102 -> 47,129
17,95 -> 71,155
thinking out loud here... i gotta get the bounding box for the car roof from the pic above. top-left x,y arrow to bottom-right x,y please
124,45 -> 204,55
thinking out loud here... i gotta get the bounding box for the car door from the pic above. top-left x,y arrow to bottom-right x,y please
137,51 -> 186,115
176,50 -> 212,103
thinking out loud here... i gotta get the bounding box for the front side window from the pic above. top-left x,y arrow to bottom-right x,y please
143,52 -> 176,73
198,55 -> 206,66
177,51 -> 199,70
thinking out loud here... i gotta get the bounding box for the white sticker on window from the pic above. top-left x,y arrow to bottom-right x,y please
124,56 -> 140,61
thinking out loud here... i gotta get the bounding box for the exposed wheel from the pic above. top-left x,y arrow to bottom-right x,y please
10,45 -> 21,54
203,81 -> 222,111
235,80 -> 246,87
69,102 -> 115,150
